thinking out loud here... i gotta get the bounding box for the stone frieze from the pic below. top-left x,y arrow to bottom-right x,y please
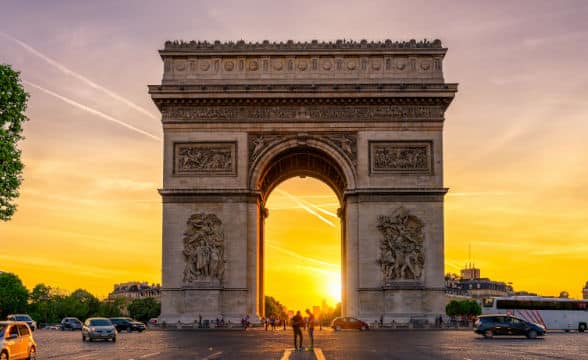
370,141 -> 432,174
174,142 -> 236,176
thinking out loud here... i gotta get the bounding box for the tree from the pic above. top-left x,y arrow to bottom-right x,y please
0,272 -> 29,317
0,64 -> 29,221
445,299 -> 481,317
264,296 -> 287,319
127,298 -> 160,322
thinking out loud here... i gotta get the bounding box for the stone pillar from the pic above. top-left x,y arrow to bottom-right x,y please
343,201 -> 359,317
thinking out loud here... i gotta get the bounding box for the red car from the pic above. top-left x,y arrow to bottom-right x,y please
331,317 -> 369,331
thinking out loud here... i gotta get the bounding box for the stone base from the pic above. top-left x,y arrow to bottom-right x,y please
357,288 -> 446,324
159,288 -> 254,325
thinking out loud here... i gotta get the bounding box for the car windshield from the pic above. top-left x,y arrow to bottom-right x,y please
15,315 -> 32,321
89,319 -> 112,326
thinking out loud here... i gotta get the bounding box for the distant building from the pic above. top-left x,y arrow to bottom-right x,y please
460,263 -> 480,280
583,281 -> 588,300
108,282 -> 161,300
446,265 -> 512,298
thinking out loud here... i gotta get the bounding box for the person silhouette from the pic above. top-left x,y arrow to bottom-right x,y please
292,310 -> 304,351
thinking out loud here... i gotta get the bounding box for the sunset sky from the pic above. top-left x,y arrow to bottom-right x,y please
1,1 -> 587,309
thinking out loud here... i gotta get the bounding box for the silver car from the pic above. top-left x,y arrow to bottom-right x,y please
0,321 -> 37,360
82,318 -> 117,342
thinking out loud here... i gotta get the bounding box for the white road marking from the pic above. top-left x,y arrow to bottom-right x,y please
280,349 -> 292,360
314,348 -> 326,360
140,352 -> 161,358
73,355 -> 93,359
203,351 -> 223,359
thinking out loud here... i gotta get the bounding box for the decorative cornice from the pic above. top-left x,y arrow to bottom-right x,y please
163,39 -> 443,51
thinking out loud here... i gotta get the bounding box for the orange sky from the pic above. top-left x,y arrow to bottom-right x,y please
1,1 -> 587,307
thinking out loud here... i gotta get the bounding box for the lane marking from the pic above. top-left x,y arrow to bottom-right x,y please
73,355 -> 93,359
140,353 -> 161,358
280,349 -> 292,360
203,351 -> 223,359
314,348 -> 326,360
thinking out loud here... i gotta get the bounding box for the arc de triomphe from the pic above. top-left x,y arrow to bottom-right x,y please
149,39 -> 457,324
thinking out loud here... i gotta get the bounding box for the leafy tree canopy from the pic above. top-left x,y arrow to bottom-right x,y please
0,64 -> 29,221
0,272 -> 29,317
128,297 -> 160,322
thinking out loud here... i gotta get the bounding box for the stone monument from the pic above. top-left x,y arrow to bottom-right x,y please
149,39 -> 457,324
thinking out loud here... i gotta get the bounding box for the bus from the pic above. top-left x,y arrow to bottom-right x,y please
482,296 -> 588,332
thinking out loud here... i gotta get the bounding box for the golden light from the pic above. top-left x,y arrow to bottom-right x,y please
325,271 -> 342,305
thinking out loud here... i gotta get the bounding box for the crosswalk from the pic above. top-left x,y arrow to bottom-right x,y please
280,347 -> 326,360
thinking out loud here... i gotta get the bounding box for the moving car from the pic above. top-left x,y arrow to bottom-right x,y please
60,317 -> 83,331
6,315 -> 36,332
0,321 -> 37,360
474,314 -> 546,339
331,317 -> 369,331
109,317 -> 146,332
82,318 -> 116,342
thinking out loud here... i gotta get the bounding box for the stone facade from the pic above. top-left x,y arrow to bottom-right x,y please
149,39 -> 457,324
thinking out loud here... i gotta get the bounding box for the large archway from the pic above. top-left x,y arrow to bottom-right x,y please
151,39 -> 457,324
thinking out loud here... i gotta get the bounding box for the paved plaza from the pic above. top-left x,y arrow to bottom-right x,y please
34,328 -> 587,360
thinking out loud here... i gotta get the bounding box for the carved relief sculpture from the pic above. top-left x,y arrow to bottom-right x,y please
370,141 -> 432,174
174,142 -> 237,176
182,213 -> 226,284
377,208 -> 425,284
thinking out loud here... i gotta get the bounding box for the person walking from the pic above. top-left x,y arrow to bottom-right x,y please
305,309 -> 315,350
292,311 -> 304,351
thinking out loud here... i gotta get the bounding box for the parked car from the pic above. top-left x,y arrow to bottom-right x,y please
331,317 -> 369,331
82,318 -> 116,342
0,321 -> 37,360
474,314 -> 546,339
60,317 -> 82,331
109,317 -> 146,332
6,315 -> 36,332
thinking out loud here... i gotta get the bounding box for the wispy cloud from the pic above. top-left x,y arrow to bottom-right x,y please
23,80 -> 162,141
275,189 -> 336,227
266,243 -> 338,268
0,31 -> 159,121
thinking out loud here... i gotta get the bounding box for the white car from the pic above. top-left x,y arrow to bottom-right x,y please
82,318 -> 116,342
0,321 -> 37,360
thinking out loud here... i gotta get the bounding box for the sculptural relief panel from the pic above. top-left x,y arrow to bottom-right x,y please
174,142 -> 237,176
369,141 -> 432,175
377,207 -> 425,285
182,213 -> 226,285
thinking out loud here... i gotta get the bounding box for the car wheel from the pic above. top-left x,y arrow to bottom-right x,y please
127,328 -> 132,333
82,333 -> 85,342
360,325 -> 367,331
335,325 -> 341,331
526,330 -> 538,339
579,323 -> 586,333
28,346 -> 37,360
1,351 -> 8,360
483,329 -> 493,339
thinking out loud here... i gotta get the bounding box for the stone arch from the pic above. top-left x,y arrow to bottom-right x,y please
249,136 -> 357,203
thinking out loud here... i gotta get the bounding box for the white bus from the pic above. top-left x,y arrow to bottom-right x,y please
482,296 -> 588,332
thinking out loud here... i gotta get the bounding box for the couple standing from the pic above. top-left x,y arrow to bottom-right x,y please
292,309 -> 314,351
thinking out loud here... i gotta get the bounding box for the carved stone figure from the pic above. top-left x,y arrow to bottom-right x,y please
370,142 -> 431,174
175,143 -> 236,175
182,213 -> 225,284
377,208 -> 425,284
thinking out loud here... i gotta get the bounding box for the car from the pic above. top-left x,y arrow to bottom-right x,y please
60,317 -> 82,331
474,314 -> 546,339
5,315 -> 36,332
82,318 -> 116,342
331,317 -> 369,331
0,321 -> 37,360
109,317 -> 146,332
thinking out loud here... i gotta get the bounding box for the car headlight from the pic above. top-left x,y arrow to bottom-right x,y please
90,327 -> 96,332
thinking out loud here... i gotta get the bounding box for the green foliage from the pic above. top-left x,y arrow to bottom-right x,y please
0,272 -> 29,317
264,296 -> 287,318
127,297 -> 160,322
445,299 -> 482,317
98,296 -> 128,318
0,64 -> 29,221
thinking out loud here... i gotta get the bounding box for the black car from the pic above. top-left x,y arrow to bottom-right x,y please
60,317 -> 83,331
109,317 -> 146,332
474,314 -> 546,339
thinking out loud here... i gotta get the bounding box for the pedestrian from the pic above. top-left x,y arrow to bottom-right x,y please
263,316 -> 268,331
305,309 -> 315,350
292,310 -> 304,351
283,315 -> 287,330
270,314 -> 276,330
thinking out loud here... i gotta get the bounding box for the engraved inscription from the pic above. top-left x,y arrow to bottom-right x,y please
370,141 -> 432,174
174,142 -> 236,176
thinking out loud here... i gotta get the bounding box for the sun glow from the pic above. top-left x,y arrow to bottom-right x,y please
325,271 -> 342,304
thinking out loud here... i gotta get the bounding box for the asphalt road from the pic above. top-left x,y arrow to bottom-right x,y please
33,327 -> 588,360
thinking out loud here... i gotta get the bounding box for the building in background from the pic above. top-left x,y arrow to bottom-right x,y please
583,281 -> 588,300
108,282 -> 161,300
446,264 -> 513,299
